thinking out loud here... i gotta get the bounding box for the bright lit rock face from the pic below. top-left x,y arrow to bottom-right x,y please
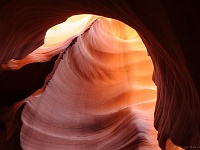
20,17 -> 158,149
0,1 -> 200,150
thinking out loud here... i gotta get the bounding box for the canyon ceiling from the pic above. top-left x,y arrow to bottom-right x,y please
0,0 -> 200,150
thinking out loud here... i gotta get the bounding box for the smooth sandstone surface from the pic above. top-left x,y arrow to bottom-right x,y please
0,1 -> 200,149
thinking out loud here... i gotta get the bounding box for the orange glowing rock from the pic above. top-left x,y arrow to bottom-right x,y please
20,15 -> 159,149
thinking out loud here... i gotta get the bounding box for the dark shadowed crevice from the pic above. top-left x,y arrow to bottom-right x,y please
0,54 -> 59,106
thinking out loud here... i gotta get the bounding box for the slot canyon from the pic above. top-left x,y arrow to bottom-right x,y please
0,1 -> 200,150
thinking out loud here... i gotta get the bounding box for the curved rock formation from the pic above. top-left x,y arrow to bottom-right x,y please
21,17 -> 157,150
0,0 -> 200,150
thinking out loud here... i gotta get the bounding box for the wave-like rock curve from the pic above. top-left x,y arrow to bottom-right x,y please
21,17 -> 158,150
